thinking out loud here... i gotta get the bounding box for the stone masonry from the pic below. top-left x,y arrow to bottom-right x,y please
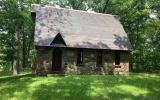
33,47 -> 129,75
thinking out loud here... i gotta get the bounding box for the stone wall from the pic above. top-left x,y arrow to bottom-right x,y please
33,47 -> 52,75
33,47 -> 130,75
63,48 -> 130,75
78,49 -> 97,74
62,49 -> 102,74
63,48 -> 77,74
114,51 -> 129,74
103,50 -> 115,74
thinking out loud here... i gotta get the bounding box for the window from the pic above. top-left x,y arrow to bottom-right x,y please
77,49 -> 83,65
115,51 -> 120,65
96,50 -> 103,67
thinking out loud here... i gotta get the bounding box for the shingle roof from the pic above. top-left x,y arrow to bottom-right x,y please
31,4 -> 132,50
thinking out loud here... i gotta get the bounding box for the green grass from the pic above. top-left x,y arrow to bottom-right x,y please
0,73 -> 160,100
0,70 -> 12,77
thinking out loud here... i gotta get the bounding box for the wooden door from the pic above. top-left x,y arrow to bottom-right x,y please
52,48 -> 62,71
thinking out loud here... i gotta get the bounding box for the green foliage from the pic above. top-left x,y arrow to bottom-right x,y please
0,0 -> 34,74
28,49 -> 37,66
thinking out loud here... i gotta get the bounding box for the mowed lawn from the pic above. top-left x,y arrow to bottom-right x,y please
0,73 -> 160,100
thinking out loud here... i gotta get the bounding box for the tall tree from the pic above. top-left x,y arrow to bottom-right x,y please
0,0 -> 34,74
0,0 -> 21,75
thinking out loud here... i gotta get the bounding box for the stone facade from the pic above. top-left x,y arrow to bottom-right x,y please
63,48 -> 77,74
32,47 -> 52,75
114,51 -> 129,74
32,47 -> 130,75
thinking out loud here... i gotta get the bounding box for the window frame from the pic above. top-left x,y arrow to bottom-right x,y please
96,50 -> 103,67
76,49 -> 84,65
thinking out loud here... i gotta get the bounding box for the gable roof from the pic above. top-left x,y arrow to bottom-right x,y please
31,4 -> 132,50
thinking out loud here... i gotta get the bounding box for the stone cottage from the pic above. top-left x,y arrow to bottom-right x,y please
31,4 -> 132,75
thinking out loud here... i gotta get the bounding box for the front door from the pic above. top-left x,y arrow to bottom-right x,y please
52,48 -> 62,71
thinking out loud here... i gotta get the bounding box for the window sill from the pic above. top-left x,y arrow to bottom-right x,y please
115,65 -> 121,68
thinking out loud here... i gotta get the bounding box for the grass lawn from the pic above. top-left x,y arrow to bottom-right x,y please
0,73 -> 160,100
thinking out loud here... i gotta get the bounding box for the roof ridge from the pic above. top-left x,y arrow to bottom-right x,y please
31,4 -> 114,17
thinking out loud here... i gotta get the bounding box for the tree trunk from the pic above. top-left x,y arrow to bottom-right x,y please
13,53 -> 19,75
129,57 -> 133,72
13,59 -> 18,75
26,40 -> 31,67
20,0 -> 26,69
22,29 -> 26,68
13,31 -> 20,75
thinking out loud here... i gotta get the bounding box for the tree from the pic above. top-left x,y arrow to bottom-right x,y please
0,0 -> 34,75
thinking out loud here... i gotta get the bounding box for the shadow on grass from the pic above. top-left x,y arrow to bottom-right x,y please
32,74 -> 160,100
0,74 -> 35,100
0,74 -> 160,100
32,75 -> 92,100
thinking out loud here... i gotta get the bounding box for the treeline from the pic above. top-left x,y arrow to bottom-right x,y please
0,0 -> 160,75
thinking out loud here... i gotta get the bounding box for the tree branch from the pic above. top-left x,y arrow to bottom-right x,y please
76,0 -> 84,9
102,0 -> 110,13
